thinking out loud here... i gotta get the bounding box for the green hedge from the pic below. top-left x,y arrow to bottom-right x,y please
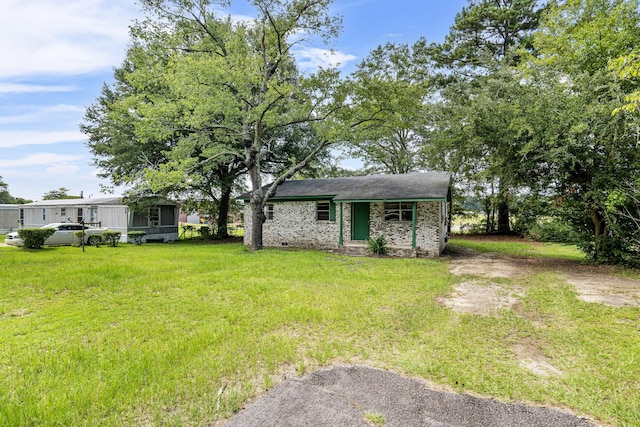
102,231 -> 122,247
17,228 -> 56,249
127,231 -> 146,245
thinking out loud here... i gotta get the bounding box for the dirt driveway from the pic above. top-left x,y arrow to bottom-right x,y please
444,244 -> 640,311
441,243 -> 640,380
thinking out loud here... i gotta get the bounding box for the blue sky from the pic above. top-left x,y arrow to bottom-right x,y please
0,0 -> 467,201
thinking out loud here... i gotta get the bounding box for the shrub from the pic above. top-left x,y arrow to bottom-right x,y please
102,231 -> 122,247
199,226 -> 211,239
525,218 -> 580,243
127,231 -> 146,245
17,228 -> 56,249
367,235 -> 388,256
73,231 -> 83,246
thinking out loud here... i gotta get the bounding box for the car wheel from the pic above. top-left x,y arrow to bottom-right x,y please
87,235 -> 101,246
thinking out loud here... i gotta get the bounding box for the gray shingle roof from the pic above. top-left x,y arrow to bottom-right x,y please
237,172 -> 451,202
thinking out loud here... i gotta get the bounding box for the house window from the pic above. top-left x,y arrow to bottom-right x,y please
316,201 -> 336,221
264,204 -> 274,220
384,202 -> 414,222
77,208 -> 83,223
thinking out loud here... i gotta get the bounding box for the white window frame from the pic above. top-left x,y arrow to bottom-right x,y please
264,204 -> 274,220
149,207 -> 160,226
384,202 -> 414,222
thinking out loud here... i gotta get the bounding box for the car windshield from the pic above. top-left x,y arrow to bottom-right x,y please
41,224 -> 60,229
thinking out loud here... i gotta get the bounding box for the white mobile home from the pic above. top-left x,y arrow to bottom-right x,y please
19,197 -> 180,242
0,204 -> 20,234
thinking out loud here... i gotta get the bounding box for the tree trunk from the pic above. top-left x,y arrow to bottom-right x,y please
484,198 -> 493,233
250,193 -> 265,250
497,179 -> 510,234
497,200 -> 510,234
216,185 -> 232,238
590,205 -> 606,262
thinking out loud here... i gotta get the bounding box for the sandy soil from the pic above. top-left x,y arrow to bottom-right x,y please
441,242 -> 640,379
444,245 -> 640,308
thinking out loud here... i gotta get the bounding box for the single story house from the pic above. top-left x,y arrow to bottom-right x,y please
0,204 -> 20,234
18,197 -> 180,242
238,172 -> 452,257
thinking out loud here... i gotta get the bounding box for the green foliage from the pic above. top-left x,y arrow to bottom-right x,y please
72,231 -> 84,247
199,226 -> 211,240
16,228 -> 56,249
127,231 -> 147,245
83,0 -> 356,251
367,235 -> 388,256
0,175 -> 30,204
433,0 -> 542,69
517,0 -> 640,265
346,39 -> 432,174
42,187 -> 80,200
523,218 -> 580,244
610,50 -> 640,115
102,231 -> 122,247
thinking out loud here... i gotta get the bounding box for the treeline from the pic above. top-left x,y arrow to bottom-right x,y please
81,0 -> 640,265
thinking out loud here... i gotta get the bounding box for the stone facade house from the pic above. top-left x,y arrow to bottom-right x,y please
238,172 -> 452,257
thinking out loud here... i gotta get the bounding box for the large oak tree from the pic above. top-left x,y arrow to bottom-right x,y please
84,0 -> 361,248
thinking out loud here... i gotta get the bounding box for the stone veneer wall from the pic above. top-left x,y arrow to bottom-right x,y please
244,200 -> 448,256
244,201 -> 340,249
367,201 -> 444,256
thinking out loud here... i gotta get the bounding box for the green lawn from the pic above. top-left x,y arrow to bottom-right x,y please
0,240 -> 638,426
448,237 -> 586,260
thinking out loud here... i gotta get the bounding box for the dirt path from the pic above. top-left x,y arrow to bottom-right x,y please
444,246 -> 640,309
441,245 -> 640,380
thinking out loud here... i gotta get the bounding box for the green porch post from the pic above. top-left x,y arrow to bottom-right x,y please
411,202 -> 417,249
339,202 -> 344,246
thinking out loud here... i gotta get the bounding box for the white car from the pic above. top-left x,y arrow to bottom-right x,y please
5,223 -> 108,247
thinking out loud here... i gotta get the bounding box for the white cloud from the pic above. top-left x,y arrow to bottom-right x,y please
294,48 -> 358,71
0,130 -> 86,148
45,163 -> 81,175
0,105 -> 84,125
2,152 -> 84,168
0,0 -> 139,78
0,83 -> 79,94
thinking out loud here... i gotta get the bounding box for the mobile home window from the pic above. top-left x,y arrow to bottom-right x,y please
77,208 -> 83,223
160,206 -> 175,226
316,201 -> 336,221
384,202 -> 414,222
60,207 -> 66,218
265,204 -> 274,220
42,208 -> 46,221
132,211 -> 147,227
149,208 -> 160,226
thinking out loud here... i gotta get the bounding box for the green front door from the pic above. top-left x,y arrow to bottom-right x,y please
351,203 -> 370,241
